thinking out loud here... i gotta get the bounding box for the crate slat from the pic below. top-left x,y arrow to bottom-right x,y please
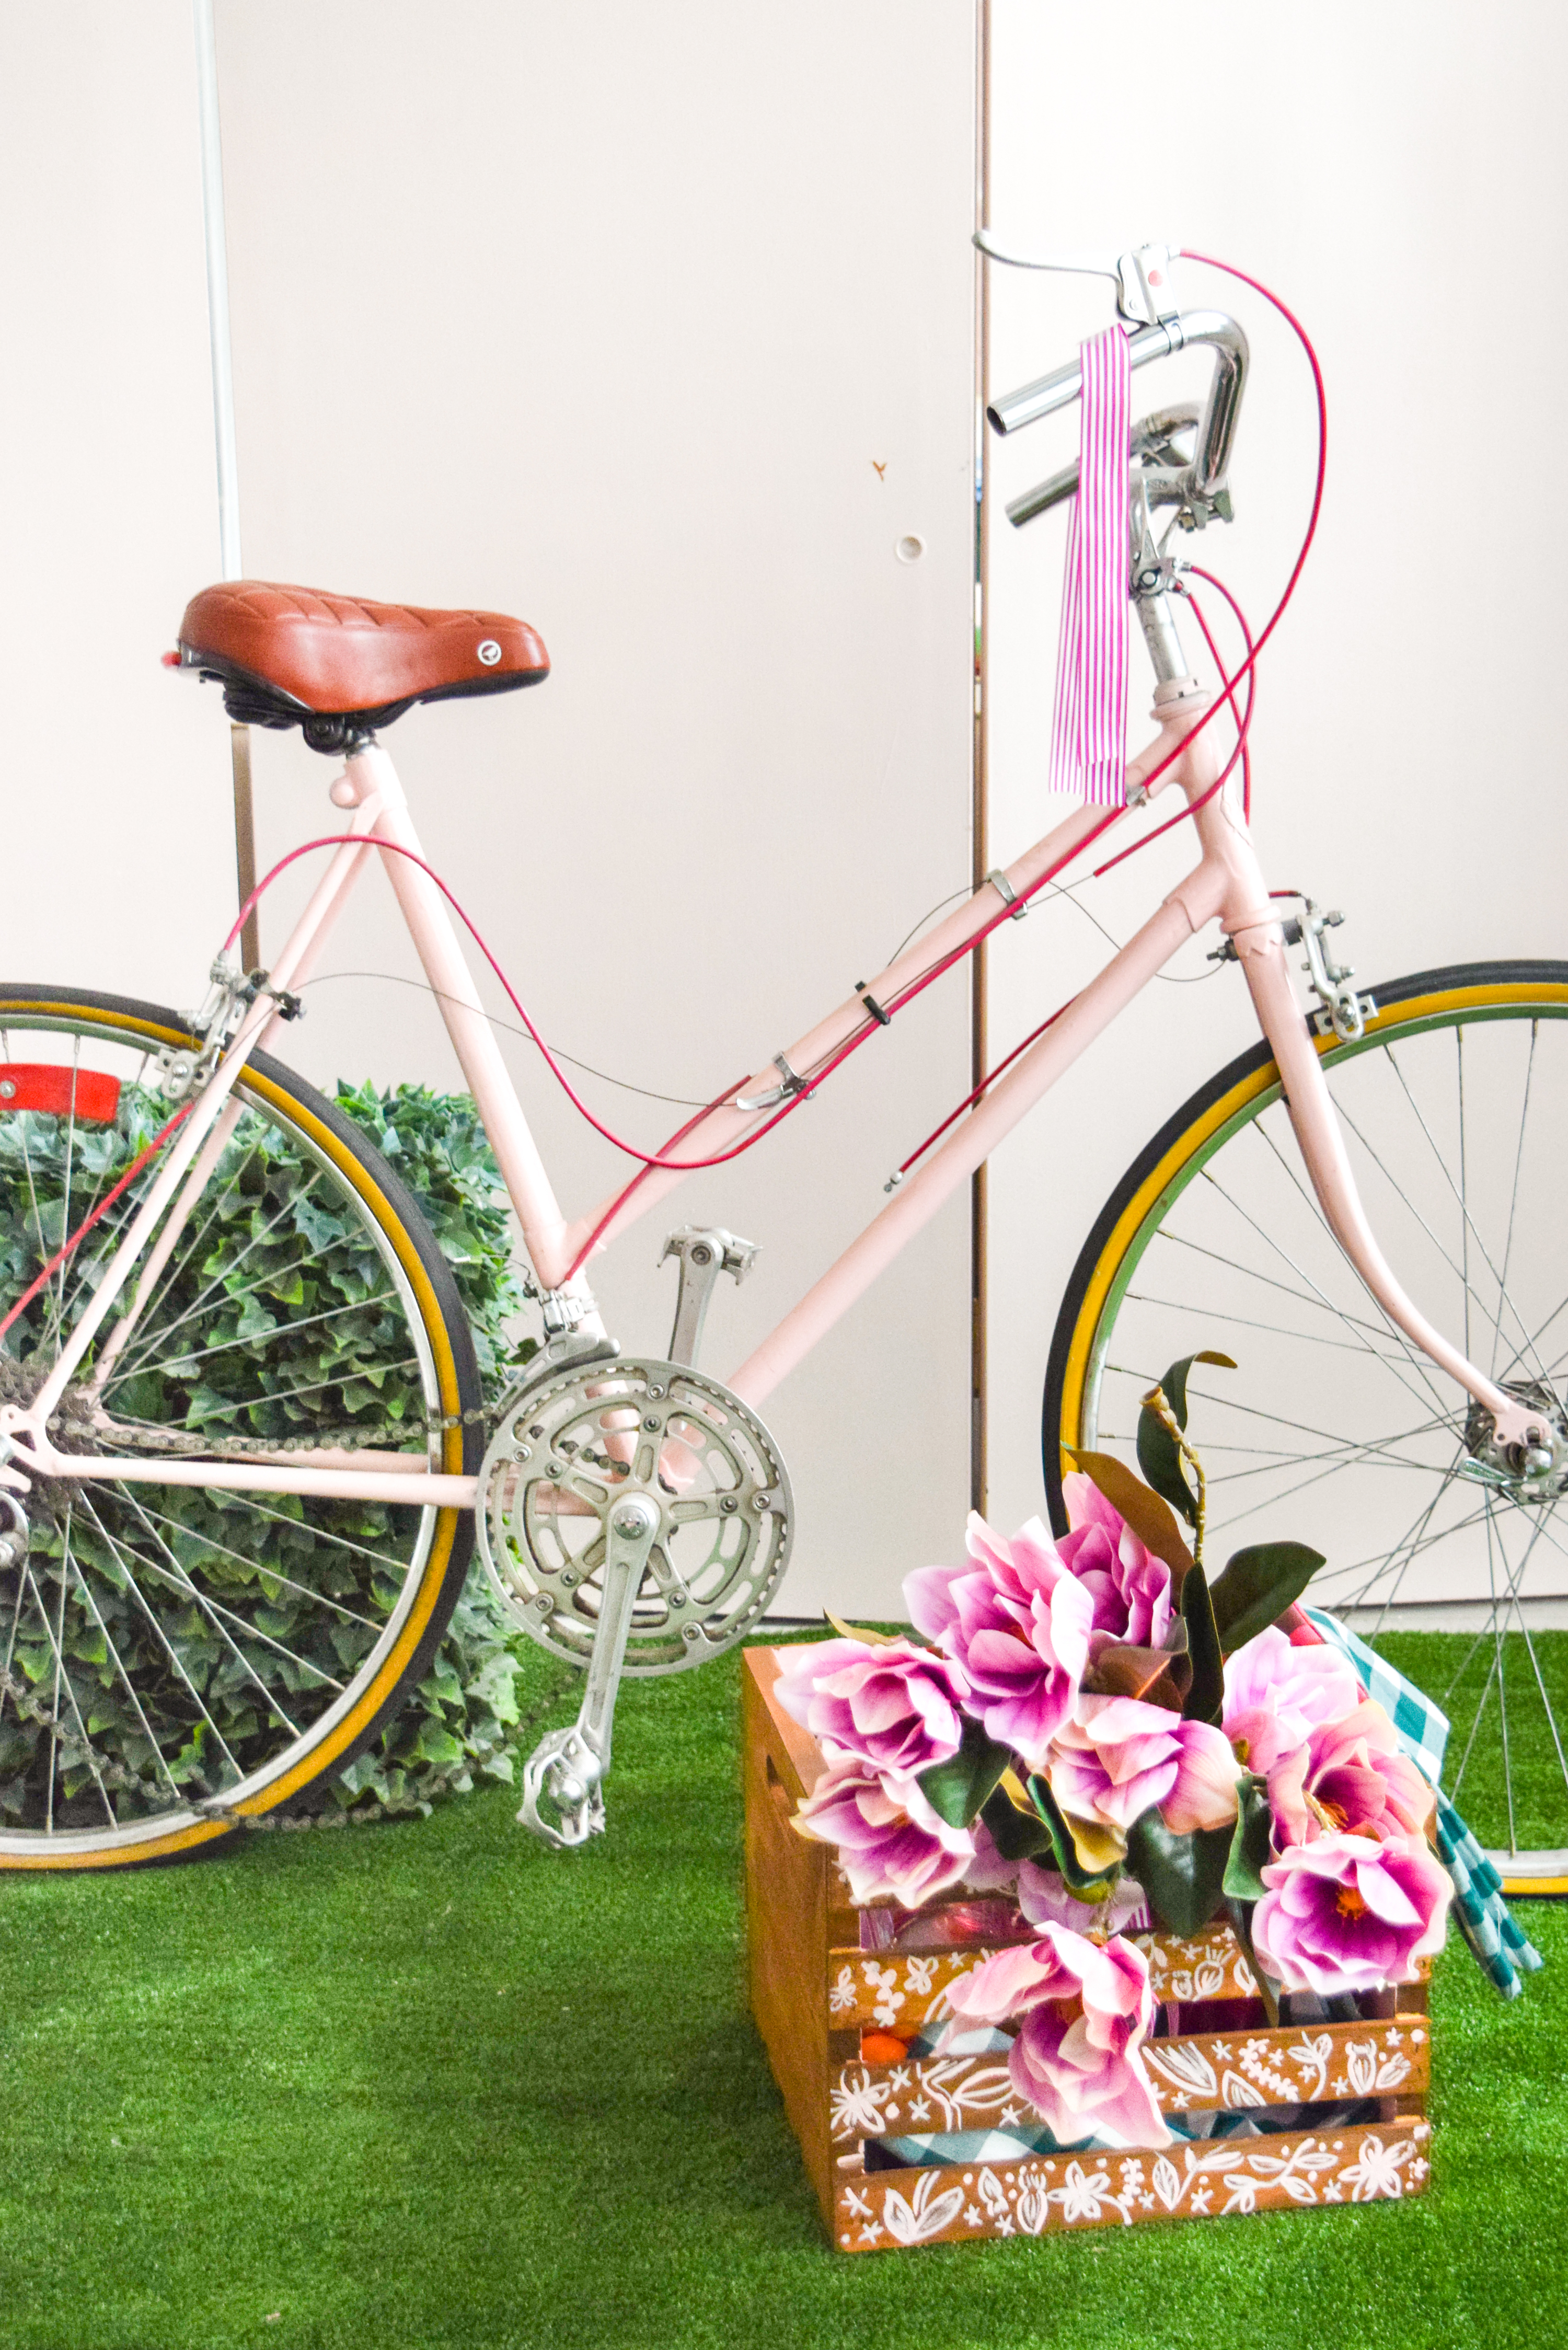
831,2116 -> 1434,2251
830,2015 -> 1429,2141
825,1921 -> 1265,2032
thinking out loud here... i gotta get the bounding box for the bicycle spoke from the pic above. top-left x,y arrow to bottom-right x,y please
106,1287 -> 399,1390
174,1355 -> 421,1422
62,1533 -> 188,1810
1458,1027 -> 1471,1365
1492,1021 -> 1538,1380
216,1492 -> 426,1579
75,1493 -> 245,1788
1316,1497 -> 1494,1612
1248,1115 -> 1450,1414
129,1499 -> 383,1633
114,1491 -> 318,1728
1368,1043 -> 1549,1385
20,1541 -> 117,1833
1122,1288 -> 1429,1368
111,1172 -> 335,1381
1199,1159 -> 1447,1420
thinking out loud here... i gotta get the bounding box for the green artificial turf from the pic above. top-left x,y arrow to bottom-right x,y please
0,1637 -> 1563,2350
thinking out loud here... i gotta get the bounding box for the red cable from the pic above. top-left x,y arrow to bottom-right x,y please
1186,564 -> 1256,819
228,834 -> 813,1177
1089,586 -> 1255,878
228,252 -> 1325,1245
562,805 -> 1127,1274
890,574 -> 1258,1182
889,999 -> 1077,1182
0,1105 -> 193,1345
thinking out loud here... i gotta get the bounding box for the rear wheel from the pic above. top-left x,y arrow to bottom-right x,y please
1043,962 -> 1568,1890
0,986 -> 482,1867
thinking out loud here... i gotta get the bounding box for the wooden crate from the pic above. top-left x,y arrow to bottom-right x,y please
744,1646 -> 1433,2252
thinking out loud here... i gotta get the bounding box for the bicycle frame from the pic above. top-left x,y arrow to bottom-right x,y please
0,672 -> 1550,1511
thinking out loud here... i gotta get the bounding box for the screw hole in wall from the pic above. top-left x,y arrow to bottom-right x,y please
895,534 -> 926,564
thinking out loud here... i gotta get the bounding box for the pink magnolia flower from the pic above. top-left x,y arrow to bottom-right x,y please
1252,1831 -> 1452,1996
905,1513 -> 1093,1772
943,1923 -> 1170,2149
1017,1859 -> 1150,1937
1267,1699 -> 1436,1852
1048,1695 -> 1242,1836
774,1637 -> 970,1779
1221,1626 -> 1362,1775
791,1757 -> 974,1907
1057,1472 -> 1174,1654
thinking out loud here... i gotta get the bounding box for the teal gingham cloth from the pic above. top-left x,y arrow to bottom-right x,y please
1305,1606 -> 1543,1999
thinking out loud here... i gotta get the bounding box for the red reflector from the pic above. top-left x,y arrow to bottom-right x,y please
0,1065 -> 122,1123
161,649 -> 182,668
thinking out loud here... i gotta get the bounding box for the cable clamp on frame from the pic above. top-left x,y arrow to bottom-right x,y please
734,1053 -> 816,1114
854,981 -> 893,1027
986,869 -> 1029,919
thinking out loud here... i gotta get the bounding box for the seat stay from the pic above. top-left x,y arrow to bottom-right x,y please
80,800 -> 389,1399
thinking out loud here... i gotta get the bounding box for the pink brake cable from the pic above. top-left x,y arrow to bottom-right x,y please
8,257 -> 1322,1324
215,256 -> 1327,1231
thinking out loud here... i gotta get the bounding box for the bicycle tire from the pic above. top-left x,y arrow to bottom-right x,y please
0,985 -> 482,1867
1042,960 -> 1568,1878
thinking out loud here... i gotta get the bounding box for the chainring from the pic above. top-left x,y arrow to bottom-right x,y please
476,1355 -> 793,1675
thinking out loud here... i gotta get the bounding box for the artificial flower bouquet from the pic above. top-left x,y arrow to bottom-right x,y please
780,1353 -> 1454,2157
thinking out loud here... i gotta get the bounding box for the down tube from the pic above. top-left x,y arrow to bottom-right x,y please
726,893 -> 1197,1410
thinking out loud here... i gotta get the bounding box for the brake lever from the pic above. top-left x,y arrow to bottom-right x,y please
973,231 -> 1182,328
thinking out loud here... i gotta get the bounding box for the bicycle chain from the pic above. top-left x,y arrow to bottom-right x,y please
44,1400 -> 499,1463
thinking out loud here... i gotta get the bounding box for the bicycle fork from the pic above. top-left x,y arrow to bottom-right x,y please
1152,685 -> 1554,1469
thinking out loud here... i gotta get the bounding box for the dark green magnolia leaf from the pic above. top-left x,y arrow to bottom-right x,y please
1062,1448 -> 1193,1586
1222,1775 -> 1274,1903
1208,1541 -> 1325,1654
1225,1896 -> 1280,2025
1028,1772 -> 1124,1898
917,1717 -> 1013,1828
1180,1563 -> 1224,1725
1126,1807 -> 1231,1936
1136,1350 -> 1237,1525
979,1782 -> 1054,1863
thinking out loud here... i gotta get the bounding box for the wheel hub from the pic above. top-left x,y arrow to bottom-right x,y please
1462,1378 -> 1568,1500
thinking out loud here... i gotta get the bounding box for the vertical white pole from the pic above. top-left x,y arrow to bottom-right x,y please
191,0 -> 258,966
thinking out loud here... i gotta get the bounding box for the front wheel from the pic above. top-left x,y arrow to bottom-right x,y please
1042,961 -> 1568,1887
0,986 -> 483,1867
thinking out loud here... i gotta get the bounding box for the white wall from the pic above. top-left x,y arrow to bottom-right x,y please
0,3 -> 978,1619
0,7 -> 238,1000
982,3 -> 1568,1562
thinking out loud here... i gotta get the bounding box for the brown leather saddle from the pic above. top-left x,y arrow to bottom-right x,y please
174,581 -> 550,753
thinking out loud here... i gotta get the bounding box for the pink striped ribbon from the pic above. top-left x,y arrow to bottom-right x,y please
1047,323 -> 1132,805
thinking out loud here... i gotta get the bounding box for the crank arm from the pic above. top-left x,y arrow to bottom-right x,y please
516,1490 -> 660,1849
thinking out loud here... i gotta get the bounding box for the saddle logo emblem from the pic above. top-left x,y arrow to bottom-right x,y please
477,638 -> 502,666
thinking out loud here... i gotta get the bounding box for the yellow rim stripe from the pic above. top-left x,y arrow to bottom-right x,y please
1054,982 -> 1568,1478
0,1000 -> 467,1867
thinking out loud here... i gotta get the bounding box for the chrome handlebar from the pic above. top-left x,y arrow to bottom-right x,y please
988,309 -> 1249,531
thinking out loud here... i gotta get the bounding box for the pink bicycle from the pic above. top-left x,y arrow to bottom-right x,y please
1,245 -> 1562,1880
